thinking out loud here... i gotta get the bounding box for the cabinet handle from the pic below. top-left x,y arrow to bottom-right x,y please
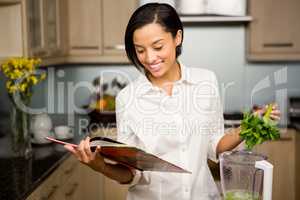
263,43 -> 293,47
71,46 -> 99,50
34,50 -> 48,57
41,185 -> 58,200
64,164 -> 77,175
65,183 -> 79,196
105,44 -> 125,50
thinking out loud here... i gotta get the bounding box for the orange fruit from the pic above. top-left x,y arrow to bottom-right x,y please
97,99 -> 107,110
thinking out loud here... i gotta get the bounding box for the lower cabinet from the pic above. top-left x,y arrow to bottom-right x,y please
26,154 -> 129,200
254,128 -> 300,200
26,155 -> 104,200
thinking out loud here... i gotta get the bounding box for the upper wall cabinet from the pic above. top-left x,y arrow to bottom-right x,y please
247,0 -> 300,61
0,0 -> 67,65
67,0 -> 138,63
27,0 -> 66,59
0,3 -> 24,60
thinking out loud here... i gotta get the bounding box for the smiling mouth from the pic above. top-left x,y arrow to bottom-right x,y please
149,62 -> 162,72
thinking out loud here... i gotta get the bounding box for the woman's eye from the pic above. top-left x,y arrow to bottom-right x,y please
136,50 -> 144,54
154,46 -> 163,51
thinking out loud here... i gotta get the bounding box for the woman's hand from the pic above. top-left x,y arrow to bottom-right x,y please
254,103 -> 281,122
64,136 -> 107,173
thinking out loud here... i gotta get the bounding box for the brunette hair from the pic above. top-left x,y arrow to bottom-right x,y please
125,3 -> 183,72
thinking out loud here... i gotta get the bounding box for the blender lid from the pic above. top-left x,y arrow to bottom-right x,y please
220,150 -> 268,165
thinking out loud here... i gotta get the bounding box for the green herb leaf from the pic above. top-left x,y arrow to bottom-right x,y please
240,104 -> 280,150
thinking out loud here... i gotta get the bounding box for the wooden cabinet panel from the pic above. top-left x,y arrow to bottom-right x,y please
67,0 -> 138,63
68,0 -> 102,55
104,177 -> 128,200
102,0 -> 137,56
0,3 -> 24,59
247,0 -> 300,61
254,129 -> 300,200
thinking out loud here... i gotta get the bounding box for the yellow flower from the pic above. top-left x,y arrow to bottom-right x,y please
1,57 -> 45,96
19,83 -> 27,92
40,73 -> 46,80
30,76 -> 38,85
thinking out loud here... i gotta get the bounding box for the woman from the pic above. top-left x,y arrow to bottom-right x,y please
65,3 -> 280,200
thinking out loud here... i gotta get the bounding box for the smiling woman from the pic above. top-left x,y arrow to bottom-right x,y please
63,3 -> 280,200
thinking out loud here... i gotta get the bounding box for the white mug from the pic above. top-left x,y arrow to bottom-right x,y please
54,126 -> 73,140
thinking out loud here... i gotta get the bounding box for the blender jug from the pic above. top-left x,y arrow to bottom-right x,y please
220,151 -> 273,200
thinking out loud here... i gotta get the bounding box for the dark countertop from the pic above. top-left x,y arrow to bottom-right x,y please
0,114 -> 89,200
0,135 -> 83,200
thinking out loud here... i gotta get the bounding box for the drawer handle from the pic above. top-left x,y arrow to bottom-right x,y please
41,185 -> 58,200
263,43 -> 293,47
105,44 -> 125,50
71,46 -> 99,50
65,183 -> 79,196
64,164 -> 77,175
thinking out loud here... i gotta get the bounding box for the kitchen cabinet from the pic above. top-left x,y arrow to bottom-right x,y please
90,128 -> 129,200
67,0 -> 138,63
26,155 -> 105,200
247,0 -> 300,61
27,0 -> 66,60
254,128 -> 300,200
0,0 -> 66,66
0,3 -> 24,61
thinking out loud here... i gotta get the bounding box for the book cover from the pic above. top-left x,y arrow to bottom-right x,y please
89,137 -> 191,173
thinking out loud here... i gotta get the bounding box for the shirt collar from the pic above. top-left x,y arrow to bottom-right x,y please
136,63 -> 198,97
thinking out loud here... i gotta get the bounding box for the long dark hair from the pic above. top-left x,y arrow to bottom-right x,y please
125,3 -> 183,72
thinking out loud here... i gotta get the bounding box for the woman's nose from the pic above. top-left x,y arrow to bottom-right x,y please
145,50 -> 157,63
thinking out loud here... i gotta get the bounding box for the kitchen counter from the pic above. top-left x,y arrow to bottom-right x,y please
0,114 -> 89,200
0,135 -> 84,200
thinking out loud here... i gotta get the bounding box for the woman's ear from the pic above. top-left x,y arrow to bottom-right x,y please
175,30 -> 183,46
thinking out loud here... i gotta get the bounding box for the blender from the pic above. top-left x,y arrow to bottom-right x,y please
220,151 -> 273,200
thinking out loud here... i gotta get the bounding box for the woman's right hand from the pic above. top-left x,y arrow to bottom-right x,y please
64,136 -> 107,173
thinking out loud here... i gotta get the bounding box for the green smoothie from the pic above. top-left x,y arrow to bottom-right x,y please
224,190 -> 260,200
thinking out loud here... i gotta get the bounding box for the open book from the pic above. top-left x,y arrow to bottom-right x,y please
46,136 -> 191,173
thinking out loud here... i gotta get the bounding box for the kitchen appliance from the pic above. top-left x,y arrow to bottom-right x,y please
220,151 -> 273,200
289,97 -> 300,129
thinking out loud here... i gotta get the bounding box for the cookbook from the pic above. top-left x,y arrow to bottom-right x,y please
46,136 -> 191,173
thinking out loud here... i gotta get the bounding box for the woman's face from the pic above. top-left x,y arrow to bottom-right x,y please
133,23 -> 182,79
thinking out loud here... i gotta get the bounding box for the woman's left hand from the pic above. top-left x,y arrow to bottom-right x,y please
255,103 -> 281,122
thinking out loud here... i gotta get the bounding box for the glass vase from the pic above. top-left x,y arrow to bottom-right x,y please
10,105 -> 32,159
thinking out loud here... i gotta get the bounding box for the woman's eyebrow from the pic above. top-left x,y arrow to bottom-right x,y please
134,39 -> 164,48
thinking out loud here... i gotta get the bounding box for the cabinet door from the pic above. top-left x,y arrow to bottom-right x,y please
254,130 -> 296,200
104,177 -> 128,200
27,0 -> 46,57
0,3 -> 23,60
68,0 -> 102,55
247,0 -> 300,61
80,164 -> 104,200
44,0 -> 62,56
61,166 -> 82,200
102,0 -> 137,57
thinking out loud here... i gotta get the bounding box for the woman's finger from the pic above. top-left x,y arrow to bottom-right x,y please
78,139 -> 89,163
83,137 -> 93,159
64,145 -> 83,162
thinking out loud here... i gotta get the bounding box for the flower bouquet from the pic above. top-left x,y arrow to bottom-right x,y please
1,57 -> 46,158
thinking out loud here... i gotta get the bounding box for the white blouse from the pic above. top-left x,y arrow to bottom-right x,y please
115,64 -> 224,200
